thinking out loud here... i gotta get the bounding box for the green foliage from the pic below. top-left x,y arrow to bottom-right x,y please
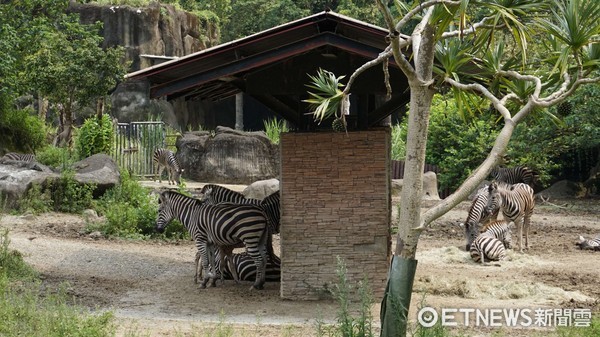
0,229 -> 37,280
317,256 -> 374,337
304,69 -> 347,124
555,316 -> 600,337
49,170 -> 95,213
263,118 -> 289,144
17,184 -> 53,215
0,104 -> 46,153
391,123 -> 407,161
36,145 -> 77,171
95,170 -> 185,239
0,275 -> 116,337
75,115 -> 114,160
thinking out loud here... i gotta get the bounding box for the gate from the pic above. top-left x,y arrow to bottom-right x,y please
113,121 -> 166,178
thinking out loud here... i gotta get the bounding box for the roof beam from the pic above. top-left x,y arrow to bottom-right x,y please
250,94 -> 301,127
367,94 -> 410,126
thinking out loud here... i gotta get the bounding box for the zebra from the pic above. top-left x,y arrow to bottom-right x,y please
490,166 -> 537,186
480,220 -> 514,249
470,232 -> 507,264
485,181 -> 535,252
152,148 -> 183,185
575,235 -> 600,251
0,152 -> 36,163
461,185 -> 500,251
200,250 -> 281,283
155,190 -> 269,290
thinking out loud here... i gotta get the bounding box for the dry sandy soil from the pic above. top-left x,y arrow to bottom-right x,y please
1,192 -> 599,337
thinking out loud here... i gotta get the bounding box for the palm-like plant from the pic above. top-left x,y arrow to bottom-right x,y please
303,68 -> 348,130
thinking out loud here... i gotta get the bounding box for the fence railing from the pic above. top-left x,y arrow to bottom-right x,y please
113,121 -> 165,178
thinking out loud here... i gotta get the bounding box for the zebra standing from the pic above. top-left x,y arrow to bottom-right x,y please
155,190 -> 269,290
485,181 -> 535,252
0,152 -> 36,163
152,148 -> 183,185
576,235 -> 600,251
490,166 -> 538,186
461,185 -> 500,251
470,232 -> 507,264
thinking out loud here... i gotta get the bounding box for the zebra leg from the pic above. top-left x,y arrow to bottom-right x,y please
517,218 -> 525,253
194,250 -> 202,284
200,242 -> 214,289
524,213 -> 532,250
157,165 -> 164,184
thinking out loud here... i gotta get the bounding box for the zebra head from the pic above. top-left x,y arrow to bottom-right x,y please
173,168 -> 184,185
199,186 -> 214,204
485,182 -> 501,215
461,221 -> 480,251
503,221 -> 515,249
155,192 -> 175,233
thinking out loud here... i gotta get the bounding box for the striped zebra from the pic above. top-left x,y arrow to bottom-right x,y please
461,185 -> 500,251
155,190 -> 269,290
0,152 -> 36,163
470,232 -> 507,264
485,181 -> 535,252
490,166 -> 537,186
576,235 -> 600,251
152,148 -> 183,185
200,185 -> 281,234
480,220 -> 514,249
201,251 -> 281,282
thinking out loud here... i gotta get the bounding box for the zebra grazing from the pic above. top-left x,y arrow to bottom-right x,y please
0,152 -> 36,163
485,182 -> 535,252
480,220 -> 514,249
461,185 -> 500,251
155,190 -> 269,290
470,232 -> 507,264
490,166 -> 538,186
576,235 -> 600,251
152,148 -> 183,185
200,251 -> 281,283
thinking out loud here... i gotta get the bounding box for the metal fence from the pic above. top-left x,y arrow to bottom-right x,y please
113,121 -> 165,178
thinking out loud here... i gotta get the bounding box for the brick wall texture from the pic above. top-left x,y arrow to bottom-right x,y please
280,129 -> 391,300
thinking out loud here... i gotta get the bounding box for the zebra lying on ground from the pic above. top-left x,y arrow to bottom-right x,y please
152,148 -> 183,185
485,181 -> 535,252
576,235 -> 600,251
470,232 -> 507,264
490,166 -> 538,187
0,152 -> 36,163
197,250 -> 281,283
461,185 -> 500,251
480,220 -> 514,249
155,190 -> 269,290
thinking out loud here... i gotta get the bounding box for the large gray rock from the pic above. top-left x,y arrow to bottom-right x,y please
0,154 -> 120,209
392,171 -> 440,200
538,180 -> 585,199
243,179 -> 280,200
177,126 -> 279,185
72,154 -> 121,196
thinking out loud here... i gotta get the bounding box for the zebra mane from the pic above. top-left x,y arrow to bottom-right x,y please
160,190 -> 203,206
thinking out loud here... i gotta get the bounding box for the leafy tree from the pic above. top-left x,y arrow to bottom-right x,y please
305,0 -> 599,335
24,12 -> 126,147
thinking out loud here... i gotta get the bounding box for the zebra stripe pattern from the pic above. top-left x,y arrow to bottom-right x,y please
576,235 -> 600,251
153,148 -> 183,185
462,185 -> 500,251
202,251 -> 281,282
156,190 -> 269,290
480,220 -> 514,249
470,232 -> 507,263
0,152 -> 36,163
485,182 -> 535,252
490,166 -> 537,186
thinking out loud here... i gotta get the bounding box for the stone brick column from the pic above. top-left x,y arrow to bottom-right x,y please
280,129 -> 391,300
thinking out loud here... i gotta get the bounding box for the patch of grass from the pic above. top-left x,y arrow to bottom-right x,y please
555,316 -> 600,337
0,229 -> 37,280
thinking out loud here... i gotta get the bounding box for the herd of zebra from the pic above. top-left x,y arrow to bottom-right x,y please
461,166 -> 600,264
155,183 -> 282,290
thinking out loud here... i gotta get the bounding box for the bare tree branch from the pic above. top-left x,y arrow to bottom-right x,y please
394,0 -> 461,33
343,47 -> 393,95
441,16 -> 498,39
444,77 -> 512,120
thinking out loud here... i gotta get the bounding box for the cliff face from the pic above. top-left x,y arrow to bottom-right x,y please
69,2 -> 219,71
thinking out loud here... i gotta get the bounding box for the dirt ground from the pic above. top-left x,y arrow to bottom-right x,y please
1,192 -> 599,337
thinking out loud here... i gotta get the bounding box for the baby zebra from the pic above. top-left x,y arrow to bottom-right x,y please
461,185 -> 500,251
198,251 -> 281,283
152,148 -> 183,185
470,232 -> 507,264
576,235 -> 600,251
480,220 -> 514,249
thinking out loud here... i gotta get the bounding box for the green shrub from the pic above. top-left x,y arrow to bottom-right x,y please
391,123 -> 407,161
35,145 -> 76,171
0,105 -> 46,154
18,184 -> 53,215
75,115 -> 114,160
49,170 -> 95,213
263,117 -> 289,144
0,229 -> 37,280
95,170 -> 186,239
